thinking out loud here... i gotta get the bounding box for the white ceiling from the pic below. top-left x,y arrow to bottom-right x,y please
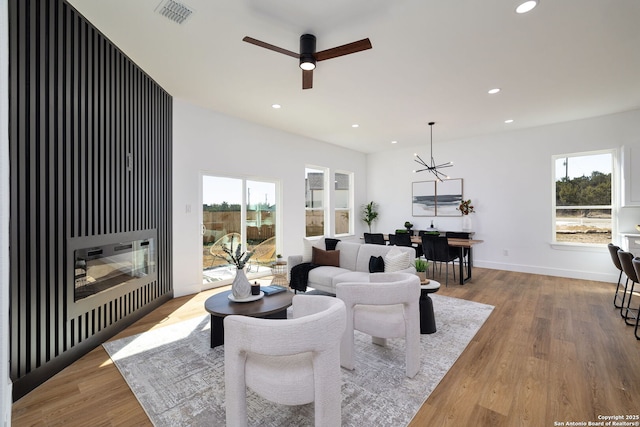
67,0 -> 640,154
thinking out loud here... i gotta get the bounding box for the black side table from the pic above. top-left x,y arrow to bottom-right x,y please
419,280 -> 441,334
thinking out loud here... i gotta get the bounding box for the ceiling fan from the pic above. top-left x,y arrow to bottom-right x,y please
242,34 -> 372,89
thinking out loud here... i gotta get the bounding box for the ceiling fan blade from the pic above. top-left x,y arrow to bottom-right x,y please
242,36 -> 299,59
315,38 -> 372,61
302,69 -> 313,89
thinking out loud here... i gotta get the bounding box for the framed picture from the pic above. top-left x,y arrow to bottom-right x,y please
436,178 -> 463,216
412,181 -> 436,216
412,178 -> 463,216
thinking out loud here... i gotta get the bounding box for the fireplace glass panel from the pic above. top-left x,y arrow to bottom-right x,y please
74,238 -> 155,302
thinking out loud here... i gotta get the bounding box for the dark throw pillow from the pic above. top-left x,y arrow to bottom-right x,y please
325,238 -> 341,251
312,246 -> 341,267
369,255 -> 385,273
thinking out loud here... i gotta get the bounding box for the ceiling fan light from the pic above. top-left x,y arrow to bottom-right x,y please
300,59 -> 316,71
299,34 -> 317,71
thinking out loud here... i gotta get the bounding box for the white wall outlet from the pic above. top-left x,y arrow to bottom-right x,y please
503,249 -> 509,256
185,204 -> 191,213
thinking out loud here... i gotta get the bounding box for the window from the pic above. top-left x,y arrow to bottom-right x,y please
305,167 -> 327,237
202,175 -> 278,284
552,150 -> 613,245
334,172 -> 353,235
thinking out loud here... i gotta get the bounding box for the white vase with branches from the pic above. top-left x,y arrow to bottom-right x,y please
214,235 -> 254,299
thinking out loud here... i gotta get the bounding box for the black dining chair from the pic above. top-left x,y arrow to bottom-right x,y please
421,234 -> 458,286
392,232 -> 412,246
394,233 -> 423,258
608,243 -> 627,308
364,233 -> 386,245
445,231 -> 470,271
617,250 -> 638,324
391,232 -> 422,257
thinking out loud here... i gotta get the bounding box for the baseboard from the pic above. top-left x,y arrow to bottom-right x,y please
174,282 -> 203,297
2,379 -> 11,427
476,261 -> 618,283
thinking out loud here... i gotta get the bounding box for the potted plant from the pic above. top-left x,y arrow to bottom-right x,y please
404,221 -> 413,233
414,258 -> 430,282
361,201 -> 379,233
275,254 -> 286,265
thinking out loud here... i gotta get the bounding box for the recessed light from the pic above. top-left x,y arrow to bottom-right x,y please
505,119 -> 514,124
488,88 -> 501,94
352,124 -> 359,128
516,0 -> 538,14
391,140 -> 398,144
271,104 -> 281,109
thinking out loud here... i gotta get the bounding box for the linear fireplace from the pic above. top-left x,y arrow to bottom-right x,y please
68,230 -> 157,319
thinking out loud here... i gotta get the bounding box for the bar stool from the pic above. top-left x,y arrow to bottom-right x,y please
617,250 -> 639,325
633,258 -> 640,340
608,243 -> 627,308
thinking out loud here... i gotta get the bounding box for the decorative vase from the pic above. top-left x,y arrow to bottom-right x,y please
232,268 -> 252,299
462,215 -> 472,231
417,271 -> 427,282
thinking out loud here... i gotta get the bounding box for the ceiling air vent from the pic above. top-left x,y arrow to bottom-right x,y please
155,0 -> 194,24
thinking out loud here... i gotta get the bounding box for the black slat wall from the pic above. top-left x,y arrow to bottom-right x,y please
9,0 -> 173,399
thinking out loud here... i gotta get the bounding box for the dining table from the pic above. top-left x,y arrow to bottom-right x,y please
409,235 -> 484,285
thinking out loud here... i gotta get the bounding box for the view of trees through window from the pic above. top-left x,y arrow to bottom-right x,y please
554,152 -> 612,244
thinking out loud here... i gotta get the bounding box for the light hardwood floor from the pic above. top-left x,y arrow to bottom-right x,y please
11,268 -> 640,426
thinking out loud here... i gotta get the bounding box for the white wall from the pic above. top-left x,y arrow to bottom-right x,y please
367,109 -> 640,282
173,99 -> 367,297
1,0 -> 11,422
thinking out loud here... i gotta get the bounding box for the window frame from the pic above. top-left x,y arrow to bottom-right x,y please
305,166 -> 329,238
333,170 -> 354,237
200,173 -> 280,287
551,149 -> 616,248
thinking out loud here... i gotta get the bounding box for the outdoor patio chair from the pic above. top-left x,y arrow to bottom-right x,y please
247,236 -> 276,272
209,232 -> 242,267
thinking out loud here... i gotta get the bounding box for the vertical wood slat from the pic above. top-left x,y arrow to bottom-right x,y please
9,0 -> 173,399
28,0 -> 38,372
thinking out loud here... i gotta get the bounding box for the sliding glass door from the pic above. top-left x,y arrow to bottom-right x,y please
202,175 -> 278,285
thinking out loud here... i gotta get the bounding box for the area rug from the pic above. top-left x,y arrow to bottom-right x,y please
103,294 -> 494,426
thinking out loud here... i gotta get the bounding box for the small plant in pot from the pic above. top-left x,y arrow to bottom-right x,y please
414,258 -> 430,282
404,221 -> 414,235
276,254 -> 285,265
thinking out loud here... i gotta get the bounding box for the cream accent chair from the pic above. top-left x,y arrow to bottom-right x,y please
336,272 -> 421,378
224,295 -> 346,427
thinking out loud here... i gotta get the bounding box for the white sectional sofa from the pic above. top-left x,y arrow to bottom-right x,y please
288,240 -> 417,295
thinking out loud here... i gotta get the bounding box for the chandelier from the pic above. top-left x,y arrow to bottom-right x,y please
413,121 -> 453,181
